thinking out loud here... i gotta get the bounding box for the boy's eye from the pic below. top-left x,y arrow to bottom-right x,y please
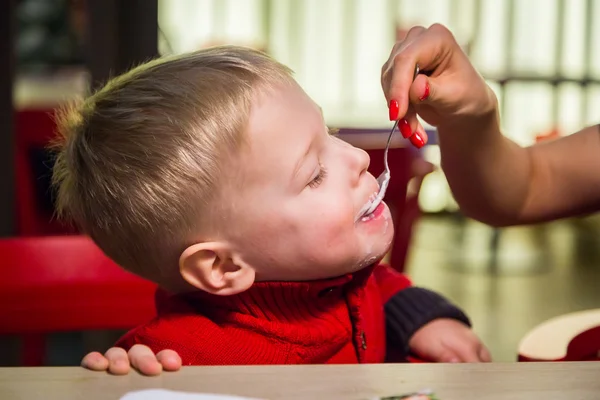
308,165 -> 327,188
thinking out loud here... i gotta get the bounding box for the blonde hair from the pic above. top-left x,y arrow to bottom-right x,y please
52,46 -> 293,285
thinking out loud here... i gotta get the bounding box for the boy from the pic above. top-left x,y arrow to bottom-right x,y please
53,46 -> 489,375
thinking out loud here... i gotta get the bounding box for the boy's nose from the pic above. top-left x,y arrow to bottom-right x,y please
348,146 -> 370,181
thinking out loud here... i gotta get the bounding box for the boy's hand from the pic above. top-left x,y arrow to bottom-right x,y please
381,24 -> 498,136
409,318 -> 491,363
81,344 -> 182,376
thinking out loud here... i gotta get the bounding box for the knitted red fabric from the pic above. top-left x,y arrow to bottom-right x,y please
117,264 -> 412,365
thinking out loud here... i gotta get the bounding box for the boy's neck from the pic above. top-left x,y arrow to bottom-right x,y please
163,264 -> 378,322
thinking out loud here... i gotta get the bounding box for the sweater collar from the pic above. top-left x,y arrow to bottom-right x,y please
166,264 -> 377,322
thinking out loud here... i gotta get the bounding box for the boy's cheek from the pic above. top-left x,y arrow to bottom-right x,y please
314,223 -> 359,263
317,205 -> 351,234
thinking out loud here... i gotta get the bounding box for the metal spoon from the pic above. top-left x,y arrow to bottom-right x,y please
362,64 -> 420,216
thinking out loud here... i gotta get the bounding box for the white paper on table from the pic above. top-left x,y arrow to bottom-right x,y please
120,389 -> 265,400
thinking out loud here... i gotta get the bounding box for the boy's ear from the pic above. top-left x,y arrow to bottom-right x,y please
179,242 -> 255,295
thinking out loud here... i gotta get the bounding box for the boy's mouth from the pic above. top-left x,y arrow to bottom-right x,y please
356,191 -> 384,222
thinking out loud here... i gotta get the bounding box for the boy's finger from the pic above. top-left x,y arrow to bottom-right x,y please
105,347 -> 131,375
436,349 -> 460,363
479,345 -> 492,362
81,351 -> 109,371
128,344 -> 163,376
156,349 -> 183,371
451,341 -> 483,363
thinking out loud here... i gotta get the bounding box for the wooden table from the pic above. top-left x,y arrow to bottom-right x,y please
1,362 -> 599,400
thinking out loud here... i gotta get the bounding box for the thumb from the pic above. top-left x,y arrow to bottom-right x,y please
409,74 -> 435,105
408,74 -> 463,127
409,74 -> 465,111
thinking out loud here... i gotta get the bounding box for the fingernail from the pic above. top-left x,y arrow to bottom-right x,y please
410,132 -> 425,148
399,119 -> 412,138
449,358 -> 460,363
389,100 -> 399,121
419,80 -> 430,102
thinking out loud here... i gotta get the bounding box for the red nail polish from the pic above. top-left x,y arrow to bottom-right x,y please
409,132 -> 425,148
389,100 -> 399,121
419,80 -> 430,102
399,119 -> 412,138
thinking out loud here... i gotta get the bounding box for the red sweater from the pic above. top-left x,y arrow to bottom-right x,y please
117,264 -> 469,365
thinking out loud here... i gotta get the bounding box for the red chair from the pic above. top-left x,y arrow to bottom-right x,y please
0,235 -> 157,366
518,309 -> 600,362
15,108 -> 78,236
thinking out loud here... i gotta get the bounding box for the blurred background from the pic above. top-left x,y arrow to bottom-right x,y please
2,0 -> 600,365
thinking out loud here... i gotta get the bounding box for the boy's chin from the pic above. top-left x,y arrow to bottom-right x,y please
355,235 -> 394,270
349,249 -> 388,273
304,251 -> 389,280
